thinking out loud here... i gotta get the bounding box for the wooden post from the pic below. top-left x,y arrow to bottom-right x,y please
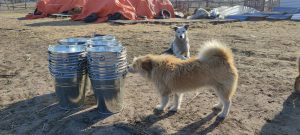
262,0 -> 265,11
187,0 -> 190,14
4,0 -> 9,9
25,0 -> 27,9
11,0 -> 15,10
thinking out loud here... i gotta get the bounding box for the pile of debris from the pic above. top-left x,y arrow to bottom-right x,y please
188,5 -> 300,21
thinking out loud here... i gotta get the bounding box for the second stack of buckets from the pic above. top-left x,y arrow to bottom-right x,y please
87,35 -> 127,114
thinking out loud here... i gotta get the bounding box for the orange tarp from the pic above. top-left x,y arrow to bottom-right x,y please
26,0 -> 86,19
26,0 -> 175,22
71,0 -> 137,22
71,0 -> 175,22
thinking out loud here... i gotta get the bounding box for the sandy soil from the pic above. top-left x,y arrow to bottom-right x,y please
0,10 -> 300,135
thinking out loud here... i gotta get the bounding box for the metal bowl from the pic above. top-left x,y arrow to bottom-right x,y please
50,72 -> 86,78
48,57 -> 86,63
48,59 -> 86,65
49,66 -> 86,72
58,37 -> 88,45
87,56 -> 127,63
88,64 -> 127,71
87,40 -> 119,47
90,35 -> 116,41
89,72 -> 127,80
49,61 -> 86,67
87,45 -> 123,53
48,45 -> 86,54
88,61 -> 127,68
88,70 -> 127,76
48,54 -> 85,60
87,51 -> 126,60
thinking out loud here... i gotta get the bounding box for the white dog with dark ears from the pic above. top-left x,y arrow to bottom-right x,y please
163,25 -> 190,60
129,40 -> 238,119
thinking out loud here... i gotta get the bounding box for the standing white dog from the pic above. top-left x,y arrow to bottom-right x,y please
163,25 -> 190,60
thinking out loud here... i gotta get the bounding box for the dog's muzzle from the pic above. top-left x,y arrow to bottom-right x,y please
179,34 -> 185,39
127,65 -> 135,73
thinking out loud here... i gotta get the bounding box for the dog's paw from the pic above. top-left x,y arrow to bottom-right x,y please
216,115 -> 226,122
169,105 -> 179,112
217,113 -> 227,119
155,105 -> 164,111
212,104 -> 223,111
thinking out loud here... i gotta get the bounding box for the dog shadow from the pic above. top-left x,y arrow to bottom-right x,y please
260,92 -> 300,135
111,110 -> 176,135
141,110 -> 177,126
24,19 -> 90,27
0,92 -> 113,134
174,110 -> 224,135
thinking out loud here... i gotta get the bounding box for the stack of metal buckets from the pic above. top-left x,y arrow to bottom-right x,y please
48,35 -> 127,114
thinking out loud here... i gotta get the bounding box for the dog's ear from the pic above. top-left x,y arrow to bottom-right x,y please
184,25 -> 189,30
141,57 -> 152,71
173,26 -> 178,31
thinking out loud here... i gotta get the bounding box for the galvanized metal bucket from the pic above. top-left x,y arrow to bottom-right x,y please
54,74 -> 87,110
90,74 -> 126,114
48,45 -> 88,110
87,44 -> 127,114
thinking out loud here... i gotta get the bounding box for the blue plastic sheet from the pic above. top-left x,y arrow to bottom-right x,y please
272,7 -> 300,14
266,14 -> 293,20
225,15 -> 249,21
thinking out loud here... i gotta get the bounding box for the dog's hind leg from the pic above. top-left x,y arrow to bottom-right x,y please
216,93 -> 231,118
169,93 -> 183,112
212,98 -> 223,111
155,96 -> 169,111
218,98 -> 231,119
214,85 -> 232,118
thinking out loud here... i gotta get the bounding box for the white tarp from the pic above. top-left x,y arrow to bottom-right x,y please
291,14 -> 300,21
187,8 -> 210,19
210,5 -> 260,19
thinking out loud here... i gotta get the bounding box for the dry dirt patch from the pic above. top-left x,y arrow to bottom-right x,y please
0,11 -> 300,135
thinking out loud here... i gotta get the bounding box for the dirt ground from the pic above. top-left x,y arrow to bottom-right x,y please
0,10 -> 300,135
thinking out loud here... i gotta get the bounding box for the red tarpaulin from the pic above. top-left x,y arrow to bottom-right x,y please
25,0 -> 87,19
26,0 -> 175,22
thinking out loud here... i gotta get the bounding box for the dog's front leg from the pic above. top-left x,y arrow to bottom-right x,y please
155,96 -> 169,111
186,46 -> 190,58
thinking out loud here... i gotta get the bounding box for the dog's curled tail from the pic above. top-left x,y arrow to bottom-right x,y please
198,40 -> 234,63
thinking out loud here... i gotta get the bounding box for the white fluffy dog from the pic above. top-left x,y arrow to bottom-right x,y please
129,40 -> 239,118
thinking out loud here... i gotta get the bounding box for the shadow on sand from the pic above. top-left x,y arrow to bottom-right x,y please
0,92 -> 227,134
173,110 -> 224,135
113,109 -> 224,135
0,92 -> 114,134
111,110 -> 175,135
260,92 -> 300,135
24,19 -> 91,27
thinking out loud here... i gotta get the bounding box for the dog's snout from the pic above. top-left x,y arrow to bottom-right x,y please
180,36 -> 183,38
127,65 -> 135,73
